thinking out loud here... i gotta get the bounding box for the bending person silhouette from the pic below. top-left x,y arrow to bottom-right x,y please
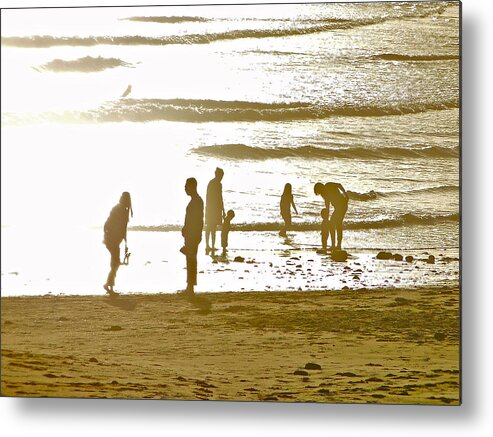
314,182 -> 348,250
205,167 -> 225,253
181,178 -> 204,295
103,191 -> 133,296
280,183 -> 298,237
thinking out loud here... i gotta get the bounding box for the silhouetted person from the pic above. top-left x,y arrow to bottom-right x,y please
321,208 -> 330,251
181,177 -> 204,295
314,182 -> 348,250
221,209 -> 235,255
280,183 -> 298,237
121,84 -> 132,98
103,191 -> 133,296
205,167 -> 225,253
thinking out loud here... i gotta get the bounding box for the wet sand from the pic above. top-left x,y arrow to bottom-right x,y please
1,229 -> 460,297
1,286 -> 459,404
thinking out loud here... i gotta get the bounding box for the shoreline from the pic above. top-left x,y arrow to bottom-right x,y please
1,286 -> 460,404
1,228 -> 460,297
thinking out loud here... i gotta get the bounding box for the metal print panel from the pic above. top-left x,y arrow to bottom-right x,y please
1,1 -> 460,404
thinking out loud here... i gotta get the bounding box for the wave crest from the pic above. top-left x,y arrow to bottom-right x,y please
2,98 -> 460,126
372,54 -> 459,62
34,56 -> 134,73
348,185 -> 459,201
123,16 -> 209,23
193,143 -> 459,160
84,98 -> 459,123
129,213 -> 459,233
1,4 -> 450,49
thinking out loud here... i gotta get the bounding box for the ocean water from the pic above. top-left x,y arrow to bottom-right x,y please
1,2 -> 460,295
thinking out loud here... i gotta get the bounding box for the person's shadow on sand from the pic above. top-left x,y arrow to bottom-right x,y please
181,293 -> 212,315
103,295 -> 139,311
283,235 -> 294,246
211,253 -> 230,264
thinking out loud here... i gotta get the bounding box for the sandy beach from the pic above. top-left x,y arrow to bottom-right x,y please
1,286 -> 460,404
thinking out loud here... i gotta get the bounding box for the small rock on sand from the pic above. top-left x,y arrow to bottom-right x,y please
434,331 -> 446,341
405,255 -> 414,263
294,370 -> 309,376
318,388 -> 333,396
89,357 -> 99,363
393,253 -> 403,261
376,251 -> 392,260
427,255 -> 436,264
305,362 -> 322,370
234,256 -> 245,263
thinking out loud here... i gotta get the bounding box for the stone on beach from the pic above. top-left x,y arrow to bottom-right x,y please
405,255 -> 414,263
331,250 -> 348,262
376,251 -> 392,260
305,362 -> 322,370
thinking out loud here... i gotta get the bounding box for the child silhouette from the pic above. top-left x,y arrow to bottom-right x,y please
321,208 -> 330,251
221,209 -> 235,255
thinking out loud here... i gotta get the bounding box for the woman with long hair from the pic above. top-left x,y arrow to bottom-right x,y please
280,183 -> 298,237
103,191 -> 133,296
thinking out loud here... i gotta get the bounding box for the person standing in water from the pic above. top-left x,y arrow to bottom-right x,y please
280,183 -> 298,237
205,167 -> 225,254
181,177 -> 204,295
221,209 -> 235,256
314,182 -> 348,250
103,191 -> 133,296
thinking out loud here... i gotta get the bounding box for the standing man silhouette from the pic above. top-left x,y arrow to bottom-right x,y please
205,167 -> 225,253
181,178 -> 204,295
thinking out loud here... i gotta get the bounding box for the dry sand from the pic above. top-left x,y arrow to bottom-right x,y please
1,287 -> 460,405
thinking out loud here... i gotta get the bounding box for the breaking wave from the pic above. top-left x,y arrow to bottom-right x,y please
129,213 -> 459,233
2,4 -> 449,48
97,98 -> 459,122
123,15 -> 209,23
347,185 -> 459,201
2,97 -> 460,126
0,22 -> 376,47
34,56 -> 134,73
372,53 -> 459,62
193,143 -> 459,160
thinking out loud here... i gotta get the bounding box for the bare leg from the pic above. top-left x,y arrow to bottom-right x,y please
205,227 -> 211,252
211,225 -> 217,250
329,220 -> 336,249
336,223 -> 343,250
333,205 -> 347,250
104,243 -> 120,294
280,215 -> 288,237
186,243 -> 198,294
